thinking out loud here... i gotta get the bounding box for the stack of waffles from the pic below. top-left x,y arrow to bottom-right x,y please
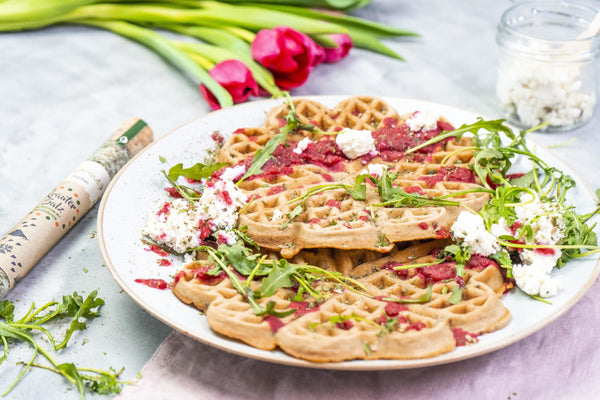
172,96 -> 511,362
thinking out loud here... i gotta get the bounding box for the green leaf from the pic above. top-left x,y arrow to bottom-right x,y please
168,162 -> 227,181
0,300 -> 15,321
56,291 -> 104,350
263,301 -> 296,318
281,205 -> 303,229
405,118 -> 512,155
260,260 -> 299,297
381,286 -> 433,304
57,362 -> 86,398
449,285 -> 463,305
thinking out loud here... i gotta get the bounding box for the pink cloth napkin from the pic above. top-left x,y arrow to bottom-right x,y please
117,277 -> 600,400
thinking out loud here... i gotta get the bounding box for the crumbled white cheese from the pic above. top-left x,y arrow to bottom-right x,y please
512,262 -> 560,298
142,199 -> 205,254
360,163 -> 388,177
514,193 -> 565,245
293,137 -> 312,154
220,164 -> 247,182
489,193 -> 566,298
271,209 -> 284,221
451,211 -> 500,257
142,178 -> 248,253
497,63 -> 596,128
335,128 -> 375,159
406,111 -> 440,132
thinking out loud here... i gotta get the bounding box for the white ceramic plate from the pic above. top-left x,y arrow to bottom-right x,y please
97,96 -> 600,370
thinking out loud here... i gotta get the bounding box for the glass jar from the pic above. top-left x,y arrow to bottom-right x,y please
496,1 -> 600,132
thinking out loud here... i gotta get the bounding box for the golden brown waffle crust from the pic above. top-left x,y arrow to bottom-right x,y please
170,96 -> 511,363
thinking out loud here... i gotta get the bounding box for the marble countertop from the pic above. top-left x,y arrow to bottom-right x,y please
1,1 -> 599,399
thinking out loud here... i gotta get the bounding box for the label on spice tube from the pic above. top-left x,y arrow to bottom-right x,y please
0,118 -> 154,298
0,179 -> 94,291
65,160 -> 111,204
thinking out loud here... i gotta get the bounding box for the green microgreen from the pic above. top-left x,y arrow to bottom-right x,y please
167,162 -> 227,182
380,285 -> 433,304
0,291 -> 130,398
195,242 -> 370,316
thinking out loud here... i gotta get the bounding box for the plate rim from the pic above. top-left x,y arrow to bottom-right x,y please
97,95 -> 600,370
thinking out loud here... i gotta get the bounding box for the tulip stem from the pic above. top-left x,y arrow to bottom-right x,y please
74,18 -> 233,108
172,38 -> 283,97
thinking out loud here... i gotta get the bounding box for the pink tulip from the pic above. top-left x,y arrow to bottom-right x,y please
323,34 -> 353,63
200,59 -> 259,110
251,26 -> 325,90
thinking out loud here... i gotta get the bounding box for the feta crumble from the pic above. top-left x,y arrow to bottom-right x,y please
360,163 -> 388,178
271,209 -> 284,221
451,211 -> 501,257
220,164 -> 247,182
451,192 -> 566,298
335,128 -> 375,159
293,137 -> 312,154
142,176 -> 248,253
406,111 -> 440,132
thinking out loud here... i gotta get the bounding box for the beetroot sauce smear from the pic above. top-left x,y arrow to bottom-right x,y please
224,118 -> 458,182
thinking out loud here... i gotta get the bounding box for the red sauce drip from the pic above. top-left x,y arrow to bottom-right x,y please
233,128 -> 246,134
134,279 -> 169,290
382,117 -> 399,127
158,258 -> 172,267
466,254 -> 499,271
192,266 -> 226,286
398,315 -> 426,331
506,172 -> 525,180
535,247 -> 556,256
420,166 -> 476,187
264,315 -> 285,333
156,202 -> 171,218
309,218 -> 322,224
246,138 -> 346,181
434,226 -> 451,239
420,262 -> 456,283
164,187 -> 183,198
452,327 -> 479,346
418,222 -> 429,230
336,320 -> 354,330
325,199 -> 342,209
289,301 -> 320,317
198,219 -> 213,240
404,186 -> 426,195
267,185 -> 285,196
321,173 -> 334,182
219,189 -> 233,206
384,302 -> 409,316
145,245 -> 169,257
211,131 -> 224,144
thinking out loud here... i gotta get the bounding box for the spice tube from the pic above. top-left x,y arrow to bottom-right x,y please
0,118 -> 154,298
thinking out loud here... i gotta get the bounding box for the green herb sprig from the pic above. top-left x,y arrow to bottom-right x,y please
0,291 -> 131,399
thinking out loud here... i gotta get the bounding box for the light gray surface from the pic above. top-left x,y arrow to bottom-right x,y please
0,1 -> 598,399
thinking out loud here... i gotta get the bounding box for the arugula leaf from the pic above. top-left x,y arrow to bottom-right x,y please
55,291 -> 105,350
167,162 -> 227,181
263,301 -> 296,318
260,260 -> 299,297
449,285 -> 463,305
281,205 -> 303,229
239,94 -> 308,182
0,292 -> 130,397
57,362 -> 86,397
0,300 -> 14,321
381,286 -> 433,304
405,118 -> 513,154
